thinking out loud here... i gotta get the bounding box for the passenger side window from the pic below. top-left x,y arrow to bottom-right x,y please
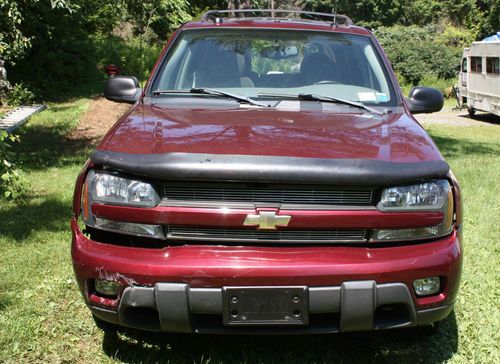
470,57 -> 482,73
461,58 -> 467,72
486,57 -> 499,75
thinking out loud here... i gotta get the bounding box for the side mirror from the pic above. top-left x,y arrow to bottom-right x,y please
407,86 -> 444,114
103,76 -> 141,104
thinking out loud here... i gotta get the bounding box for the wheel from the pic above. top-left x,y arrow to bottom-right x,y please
467,106 -> 476,117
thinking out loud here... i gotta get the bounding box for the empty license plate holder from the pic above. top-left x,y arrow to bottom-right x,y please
222,286 -> 309,326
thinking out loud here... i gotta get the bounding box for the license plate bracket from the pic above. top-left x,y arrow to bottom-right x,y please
222,286 -> 309,326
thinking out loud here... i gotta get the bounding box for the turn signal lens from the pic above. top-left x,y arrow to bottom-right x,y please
94,217 -> 165,239
371,225 -> 451,242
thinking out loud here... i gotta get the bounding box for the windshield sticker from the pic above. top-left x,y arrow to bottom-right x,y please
358,92 -> 377,102
376,93 -> 389,102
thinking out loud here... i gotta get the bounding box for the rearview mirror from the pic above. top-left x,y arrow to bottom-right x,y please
103,76 -> 141,104
407,87 -> 444,114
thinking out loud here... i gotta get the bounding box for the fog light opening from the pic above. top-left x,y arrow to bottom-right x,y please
94,279 -> 120,297
413,277 -> 441,297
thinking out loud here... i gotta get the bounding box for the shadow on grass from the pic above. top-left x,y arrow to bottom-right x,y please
0,290 -> 12,313
0,197 -> 72,241
429,132 -> 499,159
100,312 -> 458,363
15,122 -> 94,172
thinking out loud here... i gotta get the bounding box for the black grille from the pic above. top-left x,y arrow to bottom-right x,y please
161,183 -> 373,206
168,226 -> 367,243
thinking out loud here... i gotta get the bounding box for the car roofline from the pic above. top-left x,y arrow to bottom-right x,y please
178,8 -> 371,35
201,9 -> 353,26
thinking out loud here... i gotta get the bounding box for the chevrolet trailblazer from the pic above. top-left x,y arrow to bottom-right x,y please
71,9 -> 462,334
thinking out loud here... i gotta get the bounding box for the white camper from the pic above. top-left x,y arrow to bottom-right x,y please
458,40 -> 500,117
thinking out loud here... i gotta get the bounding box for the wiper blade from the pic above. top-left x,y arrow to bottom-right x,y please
152,89 -> 191,95
298,93 -> 383,115
189,88 -> 270,107
257,92 -> 298,100
153,88 -> 270,107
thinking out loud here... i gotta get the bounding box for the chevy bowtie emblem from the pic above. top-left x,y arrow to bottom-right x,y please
243,211 -> 292,230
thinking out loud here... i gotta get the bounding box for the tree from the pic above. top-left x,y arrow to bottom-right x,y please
227,0 -> 253,10
126,0 -> 191,40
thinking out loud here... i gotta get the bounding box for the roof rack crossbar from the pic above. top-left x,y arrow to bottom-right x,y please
201,9 -> 353,26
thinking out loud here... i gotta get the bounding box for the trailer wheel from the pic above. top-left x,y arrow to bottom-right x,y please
467,107 -> 476,117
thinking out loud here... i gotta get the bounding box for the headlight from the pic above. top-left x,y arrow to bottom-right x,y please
372,179 -> 454,242
82,170 -> 164,239
86,170 -> 159,207
378,180 -> 450,211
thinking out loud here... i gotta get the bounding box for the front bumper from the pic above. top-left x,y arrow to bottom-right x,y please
90,282 -> 454,334
71,218 -> 462,333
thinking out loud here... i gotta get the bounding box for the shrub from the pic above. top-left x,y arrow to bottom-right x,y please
93,36 -> 162,82
419,74 -> 455,96
9,37 -> 100,101
375,24 -> 468,85
0,131 -> 29,200
7,82 -> 36,106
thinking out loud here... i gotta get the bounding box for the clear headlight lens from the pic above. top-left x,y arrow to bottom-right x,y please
372,179 -> 454,242
86,170 -> 159,207
82,170 -> 163,239
378,180 -> 450,211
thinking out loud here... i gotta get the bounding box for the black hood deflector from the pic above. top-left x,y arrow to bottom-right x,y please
91,151 -> 450,186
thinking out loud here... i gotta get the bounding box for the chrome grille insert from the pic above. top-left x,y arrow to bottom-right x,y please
168,226 -> 368,244
161,183 -> 373,206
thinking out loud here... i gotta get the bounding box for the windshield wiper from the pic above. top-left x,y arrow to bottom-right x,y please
153,88 -> 270,107
298,93 -> 383,114
258,92 -> 383,115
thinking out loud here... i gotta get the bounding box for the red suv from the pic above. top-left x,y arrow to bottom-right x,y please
71,10 -> 462,334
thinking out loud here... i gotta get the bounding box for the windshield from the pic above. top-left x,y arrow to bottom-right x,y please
151,28 -> 397,106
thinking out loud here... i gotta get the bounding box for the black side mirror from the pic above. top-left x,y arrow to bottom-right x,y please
103,76 -> 141,104
407,86 -> 444,114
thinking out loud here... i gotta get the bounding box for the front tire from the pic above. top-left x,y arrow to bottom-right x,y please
467,106 -> 476,117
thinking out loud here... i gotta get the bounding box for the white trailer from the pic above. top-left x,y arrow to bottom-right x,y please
458,40 -> 500,117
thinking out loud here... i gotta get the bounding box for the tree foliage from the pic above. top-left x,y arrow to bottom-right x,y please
126,0 -> 191,40
375,24 -> 475,85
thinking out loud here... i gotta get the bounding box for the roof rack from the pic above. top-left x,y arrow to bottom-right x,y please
201,9 -> 353,27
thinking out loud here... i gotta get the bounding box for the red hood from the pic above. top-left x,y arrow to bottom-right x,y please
98,103 -> 443,163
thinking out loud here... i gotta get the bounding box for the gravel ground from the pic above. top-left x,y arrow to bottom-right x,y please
415,106 -> 500,126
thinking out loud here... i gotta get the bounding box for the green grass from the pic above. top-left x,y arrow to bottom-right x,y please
0,101 -> 499,363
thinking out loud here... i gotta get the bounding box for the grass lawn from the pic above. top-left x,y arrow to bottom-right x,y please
0,99 -> 499,363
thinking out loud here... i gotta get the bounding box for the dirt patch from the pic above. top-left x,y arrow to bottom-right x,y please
69,97 -> 131,144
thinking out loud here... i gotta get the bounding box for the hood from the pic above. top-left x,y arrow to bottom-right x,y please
98,102 -> 443,164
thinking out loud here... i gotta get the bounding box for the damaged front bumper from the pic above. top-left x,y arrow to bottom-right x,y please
71,218 -> 462,334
